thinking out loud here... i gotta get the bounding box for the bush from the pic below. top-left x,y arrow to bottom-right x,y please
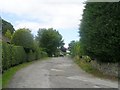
34,47 -> 42,60
82,56 -> 91,63
11,28 -> 34,49
36,28 -> 63,57
11,45 -> 26,66
27,50 -> 36,62
33,44 -> 48,60
79,3 -> 120,62
40,51 -> 48,58
2,42 -> 48,72
2,42 -> 12,70
35,49 -> 41,60
68,41 -> 81,58
2,42 -> 26,71
0,42 -> 2,72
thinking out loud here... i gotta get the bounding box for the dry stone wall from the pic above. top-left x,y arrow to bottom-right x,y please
90,60 -> 118,77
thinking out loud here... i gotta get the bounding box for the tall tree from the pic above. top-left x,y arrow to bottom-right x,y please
11,28 -> 34,50
36,28 -> 63,57
79,2 -> 120,62
68,40 -> 75,53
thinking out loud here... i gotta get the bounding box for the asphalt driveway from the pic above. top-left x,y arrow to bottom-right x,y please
8,57 -> 118,88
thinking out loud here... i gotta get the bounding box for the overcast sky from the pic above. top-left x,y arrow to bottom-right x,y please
0,0 -> 86,47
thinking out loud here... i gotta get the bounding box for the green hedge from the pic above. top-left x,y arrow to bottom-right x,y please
2,42 -> 26,71
34,48 -> 48,60
40,51 -> 48,58
2,42 -> 47,72
11,45 -> 26,66
0,42 -> 2,73
26,49 -> 48,61
27,50 -> 36,62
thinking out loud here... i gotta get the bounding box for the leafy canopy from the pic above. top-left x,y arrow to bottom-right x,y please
79,2 -> 120,62
11,28 -> 34,49
36,28 -> 63,56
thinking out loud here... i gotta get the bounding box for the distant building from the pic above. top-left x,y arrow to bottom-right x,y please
0,17 -> 10,43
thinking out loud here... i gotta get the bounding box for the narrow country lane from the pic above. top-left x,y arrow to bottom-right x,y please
8,57 -> 118,88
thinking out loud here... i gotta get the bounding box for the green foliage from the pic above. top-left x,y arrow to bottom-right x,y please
0,50 -> 1,70
40,51 -> 48,58
11,28 -> 34,49
68,41 -> 81,57
68,40 -> 75,54
27,50 -> 36,62
79,2 -> 120,62
2,42 -> 26,71
74,58 -> 95,73
2,42 -> 48,72
36,28 -> 63,57
35,48 -> 42,59
11,45 -> 26,65
2,19 -> 15,35
32,40 -> 48,59
5,29 -> 12,39
2,19 -> 48,73
82,56 -> 91,63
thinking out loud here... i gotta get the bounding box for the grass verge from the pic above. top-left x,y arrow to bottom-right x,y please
2,57 -> 49,88
74,57 -> 118,81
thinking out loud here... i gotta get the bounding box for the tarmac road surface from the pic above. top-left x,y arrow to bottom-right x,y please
8,57 -> 118,88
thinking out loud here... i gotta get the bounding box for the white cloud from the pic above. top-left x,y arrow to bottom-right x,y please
0,0 -> 85,30
15,21 -> 54,35
0,0 -> 86,45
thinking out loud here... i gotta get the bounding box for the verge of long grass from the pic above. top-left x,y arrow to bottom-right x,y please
74,56 -> 118,81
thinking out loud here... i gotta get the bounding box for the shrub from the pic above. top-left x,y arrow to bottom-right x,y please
82,56 -> 91,63
35,49 -> 42,60
11,45 -> 26,66
2,42 -> 26,71
2,42 -> 48,72
0,42 -> 2,72
68,41 -> 81,58
27,50 -> 36,62
79,3 -> 120,62
11,28 -> 34,49
40,51 -> 48,58
2,42 -> 12,70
